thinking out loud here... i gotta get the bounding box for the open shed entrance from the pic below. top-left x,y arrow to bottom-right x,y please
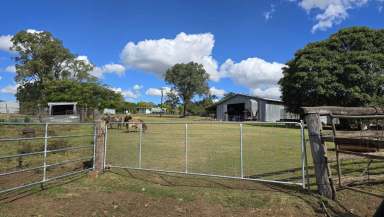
227,103 -> 245,121
48,102 -> 77,115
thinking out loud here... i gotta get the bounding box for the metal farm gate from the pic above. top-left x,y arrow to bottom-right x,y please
105,121 -> 309,188
0,122 -> 96,194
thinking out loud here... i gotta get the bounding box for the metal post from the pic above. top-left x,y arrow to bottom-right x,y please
139,123 -> 142,168
240,123 -> 244,178
299,121 -> 306,189
92,123 -> 97,170
42,123 -> 49,182
103,126 -> 108,169
185,123 -> 188,173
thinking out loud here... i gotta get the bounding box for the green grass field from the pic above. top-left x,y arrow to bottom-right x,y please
106,115 -> 306,184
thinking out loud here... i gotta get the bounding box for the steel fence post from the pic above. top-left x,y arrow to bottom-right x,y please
139,123 -> 142,169
103,125 -> 108,170
185,123 -> 188,173
240,123 -> 244,178
43,123 -> 48,183
299,120 -> 306,189
93,123 -> 97,171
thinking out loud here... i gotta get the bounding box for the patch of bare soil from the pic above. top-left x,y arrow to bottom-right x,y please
1,190 -> 316,217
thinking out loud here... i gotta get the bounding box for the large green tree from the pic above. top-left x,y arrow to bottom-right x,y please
279,27 -> 384,113
165,62 -> 209,116
10,30 -> 101,112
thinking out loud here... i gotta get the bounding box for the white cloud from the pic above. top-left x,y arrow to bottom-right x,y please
90,63 -> 126,78
109,87 -> 138,99
0,35 -> 12,52
296,0 -> 369,32
264,4 -> 276,20
26,29 -> 43,34
145,87 -> 172,97
0,84 -> 18,94
251,86 -> 281,99
4,65 -> 16,73
209,87 -> 226,97
219,57 -> 285,99
120,32 -> 220,81
133,84 -> 143,90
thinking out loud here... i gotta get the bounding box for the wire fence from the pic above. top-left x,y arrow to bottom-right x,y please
0,122 -> 96,194
106,121 -> 308,187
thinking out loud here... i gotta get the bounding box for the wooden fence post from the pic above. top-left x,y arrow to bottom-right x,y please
93,120 -> 106,174
305,113 -> 334,199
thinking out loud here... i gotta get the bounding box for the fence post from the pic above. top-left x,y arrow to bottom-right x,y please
299,121 -> 306,189
240,123 -> 243,178
92,120 -> 106,174
42,123 -> 48,186
185,123 -> 188,173
305,113 -> 334,199
138,123 -> 142,169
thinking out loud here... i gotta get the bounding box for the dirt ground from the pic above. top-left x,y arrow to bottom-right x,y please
0,170 -> 382,217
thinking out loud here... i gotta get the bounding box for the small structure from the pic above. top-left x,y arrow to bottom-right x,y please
48,102 -> 77,116
208,93 -> 298,122
136,107 -> 152,114
103,108 -> 116,115
46,102 -> 79,122
151,107 -> 165,114
0,101 -> 19,114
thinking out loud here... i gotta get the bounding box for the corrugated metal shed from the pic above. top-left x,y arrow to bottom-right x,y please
208,94 -> 298,122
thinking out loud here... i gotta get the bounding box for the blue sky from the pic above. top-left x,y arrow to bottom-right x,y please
0,0 -> 383,103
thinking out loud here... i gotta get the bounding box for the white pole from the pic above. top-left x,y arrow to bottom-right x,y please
139,123 -> 142,168
185,123 -> 188,173
299,121 -> 306,189
240,123 -> 244,178
43,123 -> 49,182
103,126 -> 108,170
92,123 -> 97,170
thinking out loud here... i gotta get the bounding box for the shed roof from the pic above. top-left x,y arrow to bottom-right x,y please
208,93 -> 283,109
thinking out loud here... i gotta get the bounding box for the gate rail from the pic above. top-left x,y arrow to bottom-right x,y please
0,122 -> 96,194
106,121 -> 309,188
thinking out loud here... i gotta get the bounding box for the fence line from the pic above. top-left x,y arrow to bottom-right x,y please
0,122 -> 96,194
106,121 -> 308,188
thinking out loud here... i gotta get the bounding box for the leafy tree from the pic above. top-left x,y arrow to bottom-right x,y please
11,30 -> 97,112
42,80 -> 124,110
165,62 -> 209,116
11,30 -> 94,85
164,91 -> 180,114
279,27 -> 384,113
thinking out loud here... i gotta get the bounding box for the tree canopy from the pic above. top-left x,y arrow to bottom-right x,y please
11,30 -> 123,113
279,27 -> 384,113
165,62 -> 209,116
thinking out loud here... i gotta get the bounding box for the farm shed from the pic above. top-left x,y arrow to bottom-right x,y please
208,93 -> 299,122
48,102 -> 77,115
0,101 -> 19,114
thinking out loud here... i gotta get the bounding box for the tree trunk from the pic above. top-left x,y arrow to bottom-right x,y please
183,102 -> 187,117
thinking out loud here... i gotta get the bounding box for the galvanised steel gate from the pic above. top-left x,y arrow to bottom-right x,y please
0,122 -> 96,194
105,121 -> 309,188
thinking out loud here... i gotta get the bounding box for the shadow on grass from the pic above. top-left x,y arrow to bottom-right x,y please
0,173 -> 86,204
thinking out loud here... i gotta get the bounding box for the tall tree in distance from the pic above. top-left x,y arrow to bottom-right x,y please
279,27 -> 384,113
165,62 -> 209,116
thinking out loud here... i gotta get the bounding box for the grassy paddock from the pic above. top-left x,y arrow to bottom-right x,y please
107,115 -> 306,184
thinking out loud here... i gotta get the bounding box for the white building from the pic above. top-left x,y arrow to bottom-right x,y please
0,101 -> 19,114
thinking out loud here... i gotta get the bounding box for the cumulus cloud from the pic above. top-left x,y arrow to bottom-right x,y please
209,87 -> 226,97
0,35 -> 12,52
4,65 -> 16,73
0,84 -> 18,94
251,86 -> 281,99
145,87 -> 173,97
120,32 -> 220,81
219,57 -> 285,99
109,87 -> 138,99
296,0 -> 369,32
90,63 -> 126,78
133,84 -> 143,90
